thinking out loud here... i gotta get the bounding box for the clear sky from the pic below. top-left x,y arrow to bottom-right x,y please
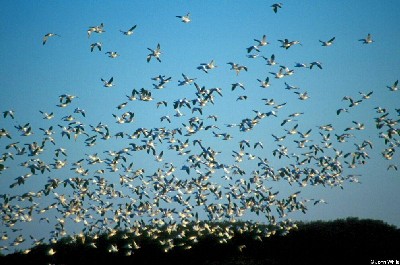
1,0 -> 400,254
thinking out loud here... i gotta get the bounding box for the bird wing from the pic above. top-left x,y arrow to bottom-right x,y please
129,25 -> 137,32
262,35 -> 266,42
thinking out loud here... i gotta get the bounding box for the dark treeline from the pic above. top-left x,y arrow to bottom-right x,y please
1,217 -> 399,265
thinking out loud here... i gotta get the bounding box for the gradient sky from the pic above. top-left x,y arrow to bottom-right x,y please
1,0 -> 400,253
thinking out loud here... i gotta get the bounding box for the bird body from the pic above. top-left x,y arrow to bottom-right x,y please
3,110 -> 15,119
359,33 -> 374,44
263,54 -> 277,66
43,33 -> 60,45
232,82 -> 245,90
120,25 -> 137,35
47,248 -> 56,256
258,77 -> 270,88
309,61 -> 322,69
101,77 -> 114,87
271,3 -> 283,13
278,39 -> 301,49
359,91 -> 373,99
179,73 -> 196,86
176,13 -> 191,23
246,45 -> 260,53
105,51 -> 119,58
39,111 -> 54,120
294,91 -> 310,100
284,82 -> 299,90
227,62 -> 248,75
294,62 -> 308,68
198,60 -> 217,73
90,42 -> 102,52
270,68 -> 285,79
147,43 -> 162,62
336,108 -> 349,115
319,37 -> 335,46
388,80 -> 398,91
236,95 -> 247,101
254,35 -> 269,46
88,23 -> 105,37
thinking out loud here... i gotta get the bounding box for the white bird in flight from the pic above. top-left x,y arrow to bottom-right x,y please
278,39 -> 302,49
198,60 -> 217,73
257,77 -> 270,88
254,35 -> 269,47
387,80 -> 398,91
294,91 -> 310,100
105,51 -> 119,58
43,33 -> 60,45
269,68 -> 285,79
263,54 -> 277,66
359,33 -> 374,44
120,25 -> 137,35
178,73 -> 196,86
147,43 -> 162,63
294,62 -> 308,68
227,62 -> 248,75
87,23 -> 105,38
101,77 -> 114,87
309,61 -> 323,69
319,37 -> 335,46
90,42 -> 102,52
176,13 -> 191,23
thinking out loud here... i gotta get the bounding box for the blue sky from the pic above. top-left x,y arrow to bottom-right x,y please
1,1 -> 400,253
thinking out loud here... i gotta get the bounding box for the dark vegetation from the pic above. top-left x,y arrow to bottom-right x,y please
1,217 -> 399,265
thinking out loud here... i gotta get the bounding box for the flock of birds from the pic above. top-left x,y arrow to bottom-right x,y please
0,3 -> 399,256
